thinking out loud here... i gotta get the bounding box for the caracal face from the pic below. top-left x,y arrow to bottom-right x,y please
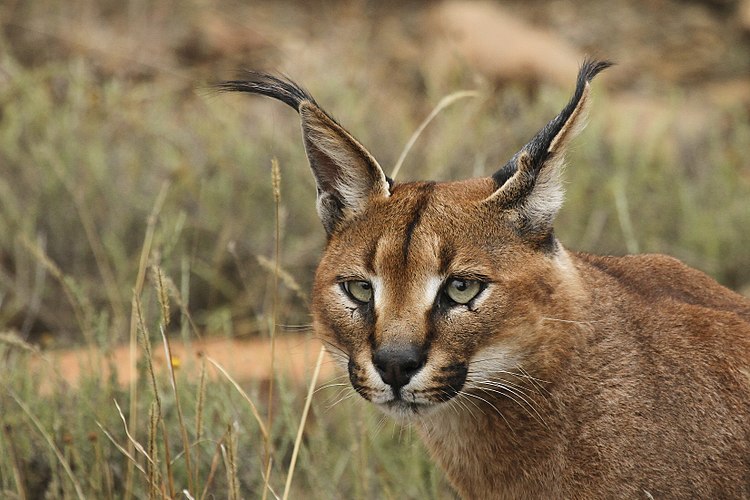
312,178 -> 571,421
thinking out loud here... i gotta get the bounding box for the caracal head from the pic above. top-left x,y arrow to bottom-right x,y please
219,60 -> 611,420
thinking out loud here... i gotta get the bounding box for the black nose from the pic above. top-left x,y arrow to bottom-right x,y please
372,344 -> 427,390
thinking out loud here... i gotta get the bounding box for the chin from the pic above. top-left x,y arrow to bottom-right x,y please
377,399 -> 443,423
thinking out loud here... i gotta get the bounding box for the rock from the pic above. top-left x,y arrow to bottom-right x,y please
428,0 -> 584,88
740,0 -> 750,31
175,13 -> 271,66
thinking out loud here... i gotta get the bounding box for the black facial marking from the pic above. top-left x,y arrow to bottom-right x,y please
423,363 -> 468,402
438,243 -> 457,277
401,182 -> 435,265
362,301 -> 377,352
348,359 -> 372,400
368,323 -> 378,354
363,237 -> 379,275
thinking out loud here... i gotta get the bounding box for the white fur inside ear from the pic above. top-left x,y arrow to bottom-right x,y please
333,167 -> 381,214
519,155 -> 565,226
309,125 -> 378,213
486,80 -> 593,228
301,106 -> 390,226
521,82 -> 591,225
548,82 -> 591,154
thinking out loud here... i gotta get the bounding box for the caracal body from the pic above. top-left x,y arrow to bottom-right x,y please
220,60 -> 750,498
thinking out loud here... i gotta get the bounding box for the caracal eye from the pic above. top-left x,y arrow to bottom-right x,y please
445,278 -> 482,305
343,280 -> 373,304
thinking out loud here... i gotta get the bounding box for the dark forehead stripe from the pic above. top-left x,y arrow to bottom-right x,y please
363,236 -> 379,275
438,243 -> 456,276
401,182 -> 436,265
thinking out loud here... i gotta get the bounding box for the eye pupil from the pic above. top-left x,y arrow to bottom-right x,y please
343,280 -> 373,304
444,278 -> 483,305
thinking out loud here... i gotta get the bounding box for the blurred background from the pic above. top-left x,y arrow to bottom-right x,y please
2,0 -> 750,346
2,1 -> 750,497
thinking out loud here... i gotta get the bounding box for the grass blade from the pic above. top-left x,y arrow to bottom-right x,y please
282,346 -> 326,500
391,90 -> 479,180
160,323 -> 195,495
96,422 -> 147,476
206,357 -> 269,442
8,389 -> 86,500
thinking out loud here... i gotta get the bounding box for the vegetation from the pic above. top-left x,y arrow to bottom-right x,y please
1,1 -> 749,498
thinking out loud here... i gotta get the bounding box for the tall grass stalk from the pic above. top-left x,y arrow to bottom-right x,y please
612,177 -> 640,254
194,359 -> 207,494
264,157 -> 282,500
199,426 -> 230,500
135,295 -> 161,412
114,399 -> 154,468
96,421 -> 147,475
147,401 -> 162,499
153,264 -> 196,495
283,345 -> 326,500
159,323 -> 195,495
126,181 -> 170,499
221,423 -> 240,500
206,357 -> 269,443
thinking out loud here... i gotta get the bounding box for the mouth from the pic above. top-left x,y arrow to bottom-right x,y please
375,381 -> 466,420
378,398 -> 438,421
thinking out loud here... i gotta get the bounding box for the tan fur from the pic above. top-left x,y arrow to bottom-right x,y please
223,63 -> 750,498
313,184 -> 750,498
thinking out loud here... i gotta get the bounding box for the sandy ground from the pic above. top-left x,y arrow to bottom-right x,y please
31,334 -> 337,393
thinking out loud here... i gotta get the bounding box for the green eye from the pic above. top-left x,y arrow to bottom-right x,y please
445,278 -> 482,305
343,280 -> 373,304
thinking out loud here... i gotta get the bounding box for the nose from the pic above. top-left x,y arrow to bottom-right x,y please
372,344 -> 427,390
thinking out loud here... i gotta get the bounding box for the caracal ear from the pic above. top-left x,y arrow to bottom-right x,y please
217,73 -> 391,234
298,102 -> 391,233
485,59 -> 612,244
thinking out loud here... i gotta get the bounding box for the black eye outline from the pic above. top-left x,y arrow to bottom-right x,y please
441,277 -> 487,307
341,280 -> 373,305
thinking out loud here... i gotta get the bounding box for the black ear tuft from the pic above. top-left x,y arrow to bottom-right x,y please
492,58 -> 613,189
485,58 -> 612,243
216,72 -> 315,111
217,72 -> 391,235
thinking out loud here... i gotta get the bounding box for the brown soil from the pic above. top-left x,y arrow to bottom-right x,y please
32,335 -> 335,393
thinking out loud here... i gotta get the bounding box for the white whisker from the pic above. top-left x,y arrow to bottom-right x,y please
472,382 -> 548,429
325,390 -> 357,411
314,382 -> 351,395
459,391 -> 515,434
516,364 -> 552,396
